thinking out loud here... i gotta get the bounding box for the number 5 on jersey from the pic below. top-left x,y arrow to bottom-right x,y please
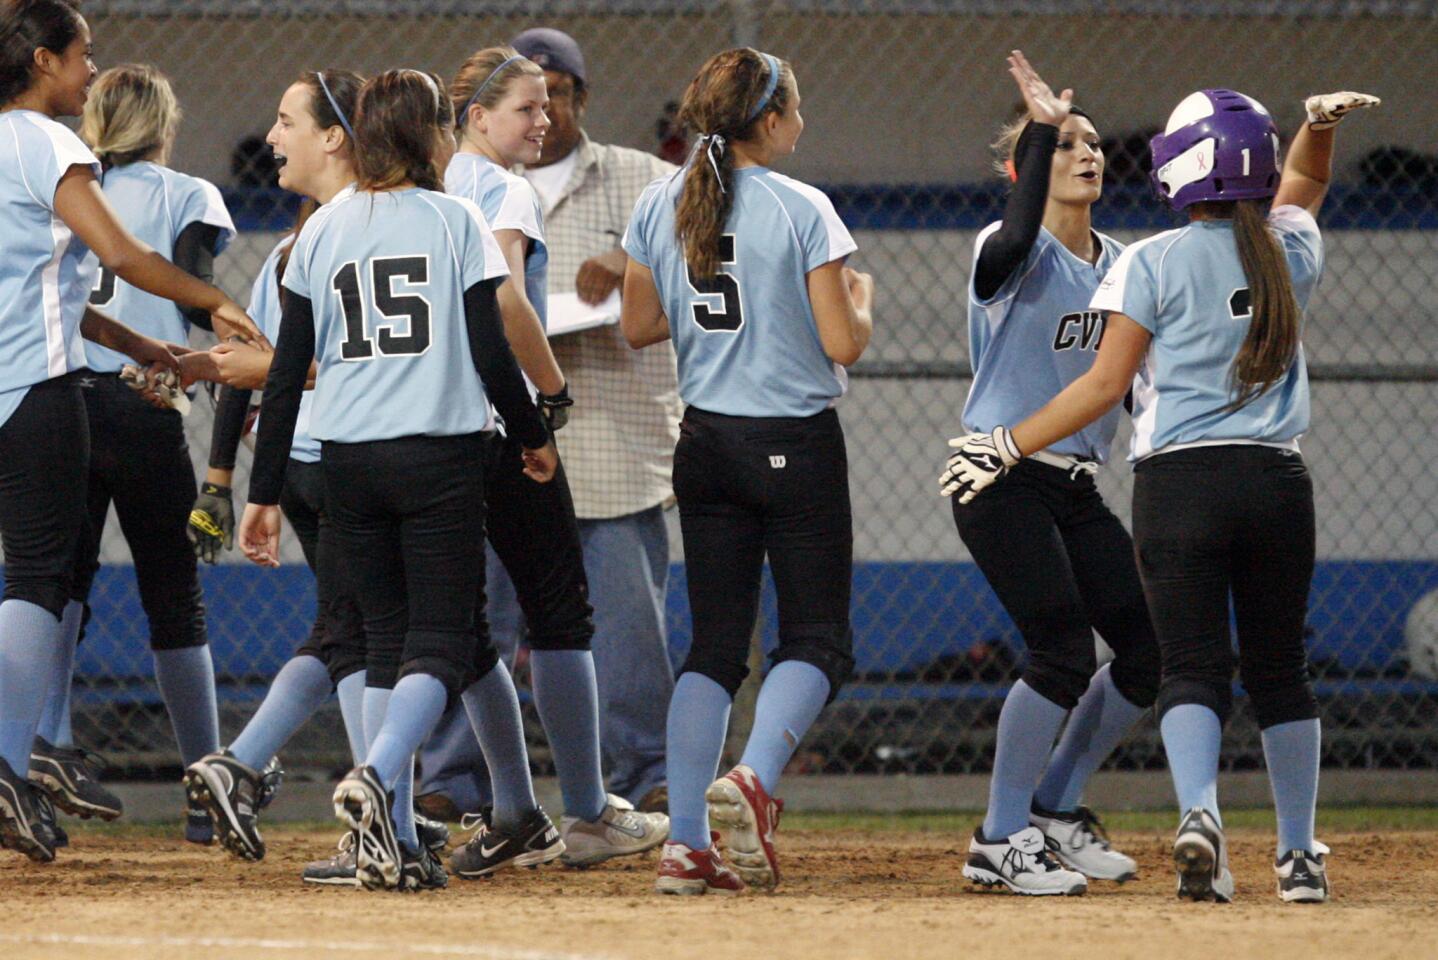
332,256 -> 433,360
686,234 -> 744,333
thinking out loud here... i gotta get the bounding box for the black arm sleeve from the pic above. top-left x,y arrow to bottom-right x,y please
172,222 -> 223,331
248,293 -> 315,505
207,385 -> 253,471
972,123 -> 1060,302
465,278 -> 548,450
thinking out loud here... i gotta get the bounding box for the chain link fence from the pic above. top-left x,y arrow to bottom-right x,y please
16,1 -> 1438,781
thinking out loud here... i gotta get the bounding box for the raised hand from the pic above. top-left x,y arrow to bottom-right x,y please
1304,92 -> 1380,130
1007,49 -> 1072,128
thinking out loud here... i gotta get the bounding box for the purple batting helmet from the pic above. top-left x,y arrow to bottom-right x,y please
1149,89 -> 1280,210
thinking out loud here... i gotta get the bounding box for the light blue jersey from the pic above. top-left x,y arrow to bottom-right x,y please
963,224 -> 1125,462
1091,205 -> 1324,461
251,235 -> 320,462
445,153 -> 547,329
623,166 -> 857,418
83,162 -> 235,372
0,110 -> 101,427
282,187 -> 509,443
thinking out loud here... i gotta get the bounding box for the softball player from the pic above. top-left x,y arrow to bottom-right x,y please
944,87 -> 1378,903
184,70 -> 400,874
936,52 -> 1159,896
622,48 -> 874,895
0,0 -> 258,863
444,45 -> 667,871
237,69 -> 558,893
52,63 -> 237,846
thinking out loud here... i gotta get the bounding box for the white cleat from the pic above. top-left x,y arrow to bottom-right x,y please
1275,841 -> 1330,903
560,793 -> 669,867
1174,807 -> 1235,903
962,825 -> 1088,896
1030,804 -> 1137,882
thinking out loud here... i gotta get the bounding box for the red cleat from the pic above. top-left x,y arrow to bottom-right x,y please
654,833 -> 745,896
706,764 -> 783,890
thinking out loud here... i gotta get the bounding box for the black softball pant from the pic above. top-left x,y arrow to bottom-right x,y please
484,431 -> 593,651
1132,445 -> 1317,730
673,406 -> 855,699
71,375 -> 206,650
0,375 -> 89,619
323,432 -> 496,701
278,458 -> 366,685
952,458 -> 1159,711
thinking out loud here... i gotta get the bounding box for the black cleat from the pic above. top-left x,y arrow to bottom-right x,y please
184,798 -> 215,845
33,790 -> 67,849
28,737 -> 123,821
1275,844 -> 1330,903
257,756 -> 284,810
450,805 -> 564,879
400,841 -> 449,891
0,756 -> 57,862
1174,807 -> 1235,903
333,765 -> 403,891
183,750 -> 265,860
416,810 -> 450,853
302,831 -> 360,887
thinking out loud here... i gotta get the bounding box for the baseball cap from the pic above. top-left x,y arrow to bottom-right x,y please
511,28 -> 586,85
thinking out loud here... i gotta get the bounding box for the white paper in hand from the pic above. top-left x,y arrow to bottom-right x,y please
547,289 -> 621,338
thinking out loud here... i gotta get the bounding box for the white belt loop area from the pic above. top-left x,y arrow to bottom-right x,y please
1029,449 -> 1100,481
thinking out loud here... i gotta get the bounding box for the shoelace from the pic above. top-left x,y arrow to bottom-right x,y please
1074,806 -> 1113,850
458,812 -> 490,840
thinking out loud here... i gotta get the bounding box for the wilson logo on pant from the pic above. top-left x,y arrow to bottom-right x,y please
769,455 -> 787,469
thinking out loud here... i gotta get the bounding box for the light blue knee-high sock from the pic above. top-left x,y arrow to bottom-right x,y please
362,685 -> 390,752
739,661 -> 830,795
366,674 -> 446,853
529,649 -> 606,821
666,672 -> 732,851
36,600 -> 82,747
228,655 -> 331,770
0,599 -> 63,774
982,680 -> 1068,840
1262,718 -> 1320,855
1033,664 -> 1147,812
336,671 -> 367,766
461,662 -> 537,832
153,645 -> 221,767
1160,703 -> 1223,826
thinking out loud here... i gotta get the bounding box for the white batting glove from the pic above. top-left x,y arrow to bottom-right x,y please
119,364 -> 192,415
939,425 -> 1023,504
1304,92 -> 1380,130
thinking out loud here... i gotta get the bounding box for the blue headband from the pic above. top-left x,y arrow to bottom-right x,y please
458,55 -> 525,127
745,53 -> 781,123
315,72 -> 354,140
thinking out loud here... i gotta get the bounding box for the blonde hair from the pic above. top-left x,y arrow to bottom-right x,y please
80,64 -> 181,167
990,112 -> 1030,179
450,45 -> 543,130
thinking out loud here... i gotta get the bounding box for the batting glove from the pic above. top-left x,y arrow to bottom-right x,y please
1305,91 -> 1380,130
188,482 -> 234,564
939,426 -> 1023,504
538,383 -> 574,432
119,364 -> 192,415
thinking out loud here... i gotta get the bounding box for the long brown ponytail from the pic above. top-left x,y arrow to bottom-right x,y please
674,48 -> 791,281
1228,198 -> 1301,409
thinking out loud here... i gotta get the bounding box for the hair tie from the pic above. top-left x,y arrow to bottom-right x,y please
315,72 -> 354,140
700,133 -> 728,193
458,55 -> 525,128
745,53 -> 781,123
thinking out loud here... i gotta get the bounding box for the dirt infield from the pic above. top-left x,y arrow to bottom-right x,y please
2,821 -> 1435,960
